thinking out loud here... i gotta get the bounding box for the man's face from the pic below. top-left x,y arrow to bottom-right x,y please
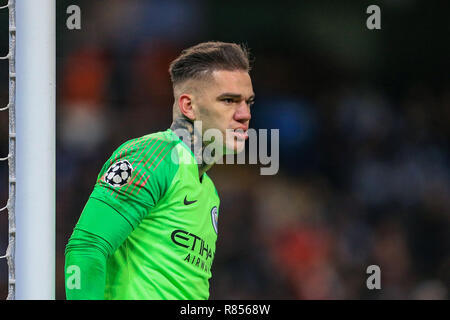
192,70 -> 254,153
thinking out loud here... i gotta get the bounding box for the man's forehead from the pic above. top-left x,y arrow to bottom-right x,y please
210,69 -> 253,96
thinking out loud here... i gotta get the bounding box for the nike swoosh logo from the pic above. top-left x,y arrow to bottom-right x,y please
184,196 -> 197,205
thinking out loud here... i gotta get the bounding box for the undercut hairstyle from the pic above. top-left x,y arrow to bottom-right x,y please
169,41 -> 251,89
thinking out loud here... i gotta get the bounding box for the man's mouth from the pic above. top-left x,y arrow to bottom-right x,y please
231,129 -> 248,140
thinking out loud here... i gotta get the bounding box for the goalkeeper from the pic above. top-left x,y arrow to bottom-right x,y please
64,41 -> 255,299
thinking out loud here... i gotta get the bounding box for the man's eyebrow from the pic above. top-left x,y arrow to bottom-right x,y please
217,93 -> 255,100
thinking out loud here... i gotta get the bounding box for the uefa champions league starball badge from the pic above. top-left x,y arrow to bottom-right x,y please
104,160 -> 133,187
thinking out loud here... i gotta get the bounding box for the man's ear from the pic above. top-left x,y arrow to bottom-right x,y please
178,94 -> 196,121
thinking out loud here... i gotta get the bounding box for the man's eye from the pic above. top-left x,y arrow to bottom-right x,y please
223,98 -> 234,104
248,100 -> 255,107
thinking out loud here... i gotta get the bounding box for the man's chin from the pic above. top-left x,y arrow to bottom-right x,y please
224,139 -> 246,155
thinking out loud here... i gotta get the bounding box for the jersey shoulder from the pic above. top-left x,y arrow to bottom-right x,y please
92,129 -> 182,207
114,129 -> 179,161
105,129 -> 181,176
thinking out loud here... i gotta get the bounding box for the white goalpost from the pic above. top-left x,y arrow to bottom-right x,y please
14,0 -> 55,299
0,0 -> 16,301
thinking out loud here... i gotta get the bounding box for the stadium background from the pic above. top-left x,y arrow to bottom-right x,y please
0,0 -> 449,299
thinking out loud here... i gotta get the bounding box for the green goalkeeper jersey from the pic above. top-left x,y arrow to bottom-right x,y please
64,129 -> 220,300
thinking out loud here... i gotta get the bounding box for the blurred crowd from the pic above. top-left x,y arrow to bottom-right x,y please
0,0 -> 449,299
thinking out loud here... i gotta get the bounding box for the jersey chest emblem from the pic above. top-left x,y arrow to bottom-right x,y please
211,206 -> 218,234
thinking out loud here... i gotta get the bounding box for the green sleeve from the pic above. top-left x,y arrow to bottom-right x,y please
64,138 -> 179,300
64,197 -> 133,300
91,138 -> 180,228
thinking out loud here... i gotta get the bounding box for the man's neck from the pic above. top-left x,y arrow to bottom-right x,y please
170,116 -> 214,179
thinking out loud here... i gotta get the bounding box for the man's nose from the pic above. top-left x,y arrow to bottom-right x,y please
234,101 -> 251,122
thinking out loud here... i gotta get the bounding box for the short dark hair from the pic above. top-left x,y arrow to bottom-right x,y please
169,41 -> 251,87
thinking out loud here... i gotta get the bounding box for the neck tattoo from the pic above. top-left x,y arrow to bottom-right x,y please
170,116 -> 214,179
